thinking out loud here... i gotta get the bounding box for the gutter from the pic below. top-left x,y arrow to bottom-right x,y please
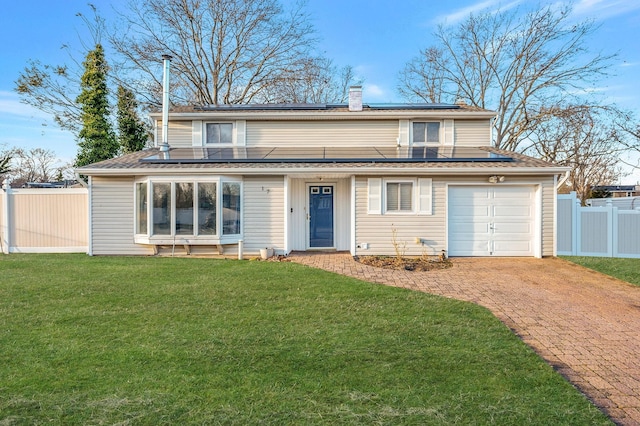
77,165 -> 572,177
75,171 -> 88,188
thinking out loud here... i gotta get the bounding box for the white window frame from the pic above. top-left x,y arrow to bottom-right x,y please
134,176 -> 243,245
204,122 -> 235,145
367,177 -> 432,216
384,179 -> 416,214
411,121 -> 442,145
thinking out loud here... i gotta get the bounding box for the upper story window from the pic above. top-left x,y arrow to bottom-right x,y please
412,122 -> 440,144
206,123 -> 233,144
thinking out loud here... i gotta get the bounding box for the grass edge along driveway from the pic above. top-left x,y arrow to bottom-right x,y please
0,254 -> 612,425
561,256 -> 640,287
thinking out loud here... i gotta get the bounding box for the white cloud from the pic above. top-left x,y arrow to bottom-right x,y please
364,84 -> 385,99
572,0 -> 640,19
433,0 -> 522,25
0,91 -> 76,158
0,91 -> 50,121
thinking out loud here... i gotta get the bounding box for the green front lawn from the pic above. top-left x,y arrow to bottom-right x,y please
562,256 -> 640,286
0,254 -> 610,424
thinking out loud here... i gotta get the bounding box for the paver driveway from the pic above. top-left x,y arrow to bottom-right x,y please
289,253 -> 640,426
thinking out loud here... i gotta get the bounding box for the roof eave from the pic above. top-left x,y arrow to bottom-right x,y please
78,165 -> 569,177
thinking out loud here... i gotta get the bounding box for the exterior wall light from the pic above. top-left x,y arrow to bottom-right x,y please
488,175 -> 505,184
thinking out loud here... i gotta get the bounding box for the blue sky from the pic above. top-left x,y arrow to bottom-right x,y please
1,0 -> 639,183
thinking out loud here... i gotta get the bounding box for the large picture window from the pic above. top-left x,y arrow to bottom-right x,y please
205,123 -> 233,144
152,183 -> 171,235
198,183 -> 217,235
223,182 -> 241,235
136,178 -> 241,242
175,182 -> 194,235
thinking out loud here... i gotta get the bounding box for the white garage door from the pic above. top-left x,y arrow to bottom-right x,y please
448,186 -> 536,256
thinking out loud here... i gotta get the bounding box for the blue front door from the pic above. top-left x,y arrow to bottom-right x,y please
309,185 -> 334,248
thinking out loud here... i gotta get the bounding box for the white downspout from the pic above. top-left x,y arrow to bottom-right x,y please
87,176 -> 93,256
556,170 -> 570,189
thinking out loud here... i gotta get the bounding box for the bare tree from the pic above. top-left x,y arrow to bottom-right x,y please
525,105 -> 624,203
611,110 -> 640,171
398,4 -> 614,151
262,57 -> 361,103
110,0 -> 321,106
3,148 -> 72,187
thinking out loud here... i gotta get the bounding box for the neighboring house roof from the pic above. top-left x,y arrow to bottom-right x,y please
592,185 -> 638,192
77,146 -> 568,176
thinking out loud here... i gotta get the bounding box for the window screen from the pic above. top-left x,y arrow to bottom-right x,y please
386,182 -> 413,212
412,122 -> 440,144
206,123 -> 233,144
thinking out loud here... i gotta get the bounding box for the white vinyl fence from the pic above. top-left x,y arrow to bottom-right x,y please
558,192 -> 640,258
0,185 -> 88,254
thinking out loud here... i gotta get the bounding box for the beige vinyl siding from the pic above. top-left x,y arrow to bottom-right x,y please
10,189 -> 87,251
246,120 -> 398,147
243,176 -> 285,253
355,177 -> 446,256
91,177 -> 153,255
540,176 -> 555,256
355,175 -> 556,257
156,120 -> 193,147
454,119 -> 491,146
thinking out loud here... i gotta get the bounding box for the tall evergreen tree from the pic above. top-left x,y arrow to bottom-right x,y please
117,85 -> 148,153
75,44 -> 118,167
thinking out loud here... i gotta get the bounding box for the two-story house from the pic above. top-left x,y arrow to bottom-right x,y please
78,87 -> 568,258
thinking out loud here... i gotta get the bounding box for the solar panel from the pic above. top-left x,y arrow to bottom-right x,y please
196,103 -> 329,111
194,103 -> 461,111
140,147 -> 513,164
368,103 -> 460,110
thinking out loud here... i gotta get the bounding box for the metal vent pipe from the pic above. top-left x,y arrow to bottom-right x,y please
160,54 -> 172,152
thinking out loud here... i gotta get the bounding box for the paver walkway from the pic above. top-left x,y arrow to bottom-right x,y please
288,252 -> 640,426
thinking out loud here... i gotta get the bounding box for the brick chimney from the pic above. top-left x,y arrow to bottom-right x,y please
349,86 -> 363,112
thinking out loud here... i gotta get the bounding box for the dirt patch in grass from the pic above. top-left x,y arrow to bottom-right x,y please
355,255 -> 453,272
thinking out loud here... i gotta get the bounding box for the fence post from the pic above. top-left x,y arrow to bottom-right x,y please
611,206 -> 618,258
572,192 -> 579,255
1,179 -> 10,254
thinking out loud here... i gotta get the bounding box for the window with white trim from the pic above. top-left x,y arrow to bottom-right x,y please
412,122 -> 440,144
386,181 -> 413,212
135,178 -> 241,241
205,123 -> 233,144
367,178 -> 432,215
136,182 -> 148,234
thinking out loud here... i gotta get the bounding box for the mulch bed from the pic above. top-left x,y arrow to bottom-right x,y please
355,255 -> 453,271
